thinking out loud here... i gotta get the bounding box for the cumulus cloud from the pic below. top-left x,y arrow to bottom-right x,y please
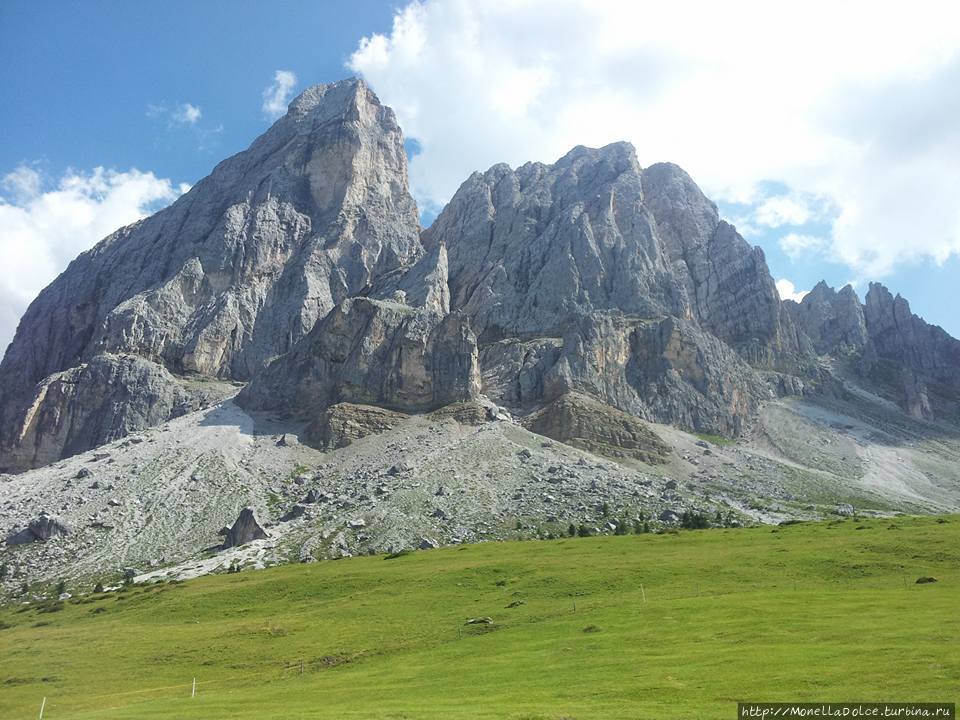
0,165 -> 185,357
776,279 -> 809,303
779,232 -> 828,260
262,70 -> 298,119
348,0 -> 960,274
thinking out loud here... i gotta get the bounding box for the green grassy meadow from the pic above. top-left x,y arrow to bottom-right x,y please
1,515 -> 958,719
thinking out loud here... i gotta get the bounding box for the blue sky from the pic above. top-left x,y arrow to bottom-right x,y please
0,0 -> 396,187
2,0 -> 959,351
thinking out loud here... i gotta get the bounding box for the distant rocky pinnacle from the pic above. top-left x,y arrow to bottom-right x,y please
1,77 -> 958,472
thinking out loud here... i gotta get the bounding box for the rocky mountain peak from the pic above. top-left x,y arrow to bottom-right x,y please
0,77 -> 422,471
2,77 -> 959,474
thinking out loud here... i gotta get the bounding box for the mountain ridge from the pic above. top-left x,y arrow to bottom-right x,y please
1,78 -> 959,592
1,77 -> 958,472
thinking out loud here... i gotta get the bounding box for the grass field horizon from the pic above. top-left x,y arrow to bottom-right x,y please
1,515 -> 957,719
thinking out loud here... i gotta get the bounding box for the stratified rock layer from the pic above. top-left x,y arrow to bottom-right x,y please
523,392 -> 671,463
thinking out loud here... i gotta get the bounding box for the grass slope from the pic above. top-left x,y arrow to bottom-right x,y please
1,516 -> 958,719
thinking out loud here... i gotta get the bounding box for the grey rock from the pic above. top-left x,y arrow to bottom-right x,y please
306,403 -> 409,450
786,281 -> 867,355
522,392 -> 671,463
238,297 -> 481,419
427,144 -> 800,369
659,509 -> 681,523
281,504 -> 308,522
0,78 -> 421,470
0,354 -> 226,473
222,507 -> 268,548
5,515 -> 70,545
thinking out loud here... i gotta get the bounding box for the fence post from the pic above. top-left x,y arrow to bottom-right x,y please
300,659 -> 304,676
39,697 -> 46,720
192,677 -> 196,698
641,584 -> 646,603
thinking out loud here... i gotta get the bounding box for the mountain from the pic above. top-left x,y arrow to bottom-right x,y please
2,78 -> 959,593
0,79 -> 421,472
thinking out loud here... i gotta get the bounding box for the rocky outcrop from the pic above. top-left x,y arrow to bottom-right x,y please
0,354 -> 229,473
523,392 -> 670,463
785,281 -> 867,356
860,283 -> 960,419
222,507 -> 268,549
0,78 -> 422,470
238,297 -> 481,419
5,515 -> 69,545
780,280 -> 960,420
640,164 -> 803,368
307,403 -> 410,450
479,312 -> 769,437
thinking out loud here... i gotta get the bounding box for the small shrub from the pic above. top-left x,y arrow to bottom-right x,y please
577,524 -> 592,537
93,582 -> 105,593
680,511 -> 710,530
582,625 -> 602,633
55,579 -> 66,596
567,523 -> 577,537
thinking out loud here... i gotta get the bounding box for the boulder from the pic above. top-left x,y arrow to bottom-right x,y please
5,515 -> 70,545
221,507 -> 269,549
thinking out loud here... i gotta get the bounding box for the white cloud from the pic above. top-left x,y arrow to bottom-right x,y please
779,232 -> 828,260
174,103 -> 202,125
776,279 -> 809,303
755,196 -> 812,228
349,0 -> 960,275
147,101 -> 203,127
262,70 -> 298,119
0,166 -> 185,357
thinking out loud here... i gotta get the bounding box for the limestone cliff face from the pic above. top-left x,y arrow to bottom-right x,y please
236,296 -> 481,418
784,280 -> 960,421
3,76 -> 957,471
861,283 -> 960,419
422,143 -> 788,434
2,354 -> 230,472
0,78 -> 421,469
424,143 -> 801,368
785,281 -> 867,356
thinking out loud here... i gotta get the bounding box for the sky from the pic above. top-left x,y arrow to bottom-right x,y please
2,0 -> 960,357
